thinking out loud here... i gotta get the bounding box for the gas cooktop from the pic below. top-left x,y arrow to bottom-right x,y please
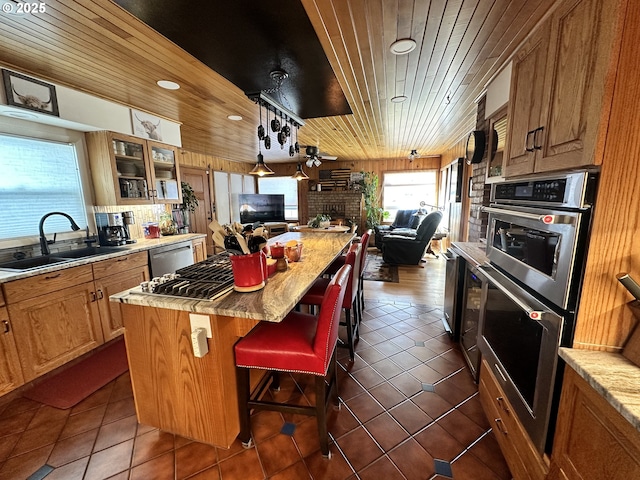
140,251 -> 234,301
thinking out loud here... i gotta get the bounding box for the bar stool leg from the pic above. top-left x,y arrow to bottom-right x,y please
315,374 -> 330,457
270,371 -> 281,392
344,308 -> 355,361
236,366 -> 253,448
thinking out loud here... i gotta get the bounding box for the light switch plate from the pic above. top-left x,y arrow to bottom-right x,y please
189,314 -> 212,338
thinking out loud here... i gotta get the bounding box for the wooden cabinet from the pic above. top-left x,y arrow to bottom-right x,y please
504,0 -> 622,177
192,237 -> 207,263
478,359 -> 548,480
548,367 -> 640,480
92,252 -> 149,341
2,251 -> 149,383
485,108 -> 508,183
0,306 -> 24,396
86,131 -> 182,206
6,265 -> 104,382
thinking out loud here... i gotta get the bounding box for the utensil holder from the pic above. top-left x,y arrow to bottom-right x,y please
230,252 -> 266,292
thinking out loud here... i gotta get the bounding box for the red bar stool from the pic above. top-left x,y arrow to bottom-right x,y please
234,265 -> 351,457
357,230 -> 372,314
299,243 -> 361,361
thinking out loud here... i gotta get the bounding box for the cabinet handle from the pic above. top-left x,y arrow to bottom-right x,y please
496,396 -> 510,413
533,126 -> 544,150
2,320 -> 9,333
494,418 -> 508,435
97,289 -> 104,299
45,273 -> 61,280
116,257 -> 129,262
90,291 -> 97,302
525,129 -> 536,152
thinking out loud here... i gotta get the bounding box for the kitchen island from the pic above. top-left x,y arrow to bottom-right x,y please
111,232 -> 354,448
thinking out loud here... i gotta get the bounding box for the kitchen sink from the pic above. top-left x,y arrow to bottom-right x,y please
53,246 -> 126,259
0,256 -> 72,271
0,246 -> 127,272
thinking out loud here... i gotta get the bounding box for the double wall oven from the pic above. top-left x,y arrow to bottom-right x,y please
478,170 -> 598,453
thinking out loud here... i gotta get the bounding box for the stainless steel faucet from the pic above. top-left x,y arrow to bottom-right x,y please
39,212 -> 81,255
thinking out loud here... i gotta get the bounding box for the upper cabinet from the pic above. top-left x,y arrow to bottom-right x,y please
485,108 -> 508,183
86,131 -> 182,205
504,0 -> 622,177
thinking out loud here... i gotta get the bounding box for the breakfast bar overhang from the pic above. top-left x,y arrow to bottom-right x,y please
110,232 -> 354,447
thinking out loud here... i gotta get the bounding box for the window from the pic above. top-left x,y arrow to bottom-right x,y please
0,134 -> 88,240
382,171 -> 438,222
258,177 -> 298,220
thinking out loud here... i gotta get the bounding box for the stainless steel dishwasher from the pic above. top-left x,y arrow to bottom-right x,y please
148,240 -> 194,277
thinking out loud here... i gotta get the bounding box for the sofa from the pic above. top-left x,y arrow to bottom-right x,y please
381,210 -> 443,265
374,209 -> 422,247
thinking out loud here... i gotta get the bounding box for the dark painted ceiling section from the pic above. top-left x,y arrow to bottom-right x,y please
113,0 -> 352,120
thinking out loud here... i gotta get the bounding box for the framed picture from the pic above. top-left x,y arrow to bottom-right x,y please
2,69 -> 59,116
131,109 -> 163,141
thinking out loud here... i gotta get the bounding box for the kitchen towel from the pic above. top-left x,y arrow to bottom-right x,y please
23,338 -> 128,409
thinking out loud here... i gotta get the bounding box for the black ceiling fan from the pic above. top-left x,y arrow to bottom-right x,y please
301,145 -> 338,167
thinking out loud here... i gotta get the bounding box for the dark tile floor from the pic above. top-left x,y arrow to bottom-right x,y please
0,292 -> 512,480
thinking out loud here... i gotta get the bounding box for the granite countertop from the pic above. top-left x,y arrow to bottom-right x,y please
0,233 -> 206,283
559,347 -> 640,432
451,241 -> 489,267
111,232 -> 354,323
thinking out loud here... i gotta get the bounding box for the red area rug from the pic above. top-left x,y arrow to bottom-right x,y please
23,338 -> 129,409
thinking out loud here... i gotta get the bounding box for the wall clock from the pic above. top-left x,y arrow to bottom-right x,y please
465,130 -> 486,165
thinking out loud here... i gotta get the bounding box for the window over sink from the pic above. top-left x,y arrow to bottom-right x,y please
0,133 -> 88,240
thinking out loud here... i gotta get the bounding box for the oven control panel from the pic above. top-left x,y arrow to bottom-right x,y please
494,179 -> 567,203
490,170 -> 597,209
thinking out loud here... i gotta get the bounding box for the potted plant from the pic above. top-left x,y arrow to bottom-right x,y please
180,181 -> 199,233
359,171 -> 383,229
308,214 -> 331,228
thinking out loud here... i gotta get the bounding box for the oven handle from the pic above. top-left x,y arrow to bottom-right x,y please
478,266 -> 550,321
482,206 -> 575,225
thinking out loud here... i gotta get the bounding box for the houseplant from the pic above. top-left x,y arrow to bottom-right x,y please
359,171 -> 384,229
180,181 -> 199,233
308,214 -> 331,228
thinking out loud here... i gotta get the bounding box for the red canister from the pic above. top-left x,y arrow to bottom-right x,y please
230,252 -> 265,292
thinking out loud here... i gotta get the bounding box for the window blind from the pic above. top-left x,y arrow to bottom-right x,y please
0,134 -> 87,240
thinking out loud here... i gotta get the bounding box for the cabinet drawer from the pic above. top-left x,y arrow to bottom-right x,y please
4,264 -> 94,303
92,251 -> 148,279
479,360 -> 548,480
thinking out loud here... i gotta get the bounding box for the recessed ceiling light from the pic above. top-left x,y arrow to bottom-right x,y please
227,115 -> 243,121
391,95 -> 407,103
156,80 -> 180,90
390,38 -> 417,55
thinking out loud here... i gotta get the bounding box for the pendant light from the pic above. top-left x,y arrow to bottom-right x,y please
250,123 -> 274,176
250,152 -> 274,176
292,162 -> 309,181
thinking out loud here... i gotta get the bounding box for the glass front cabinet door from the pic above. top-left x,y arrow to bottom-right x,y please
148,141 -> 182,204
86,131 -> 182,206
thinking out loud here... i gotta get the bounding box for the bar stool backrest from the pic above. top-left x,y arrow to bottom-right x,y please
346,243 -> 361,306
358,230 -> 371,278
313,264 -> 351,371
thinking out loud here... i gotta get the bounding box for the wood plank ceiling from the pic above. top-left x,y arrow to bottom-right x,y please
0,0 -> 556,164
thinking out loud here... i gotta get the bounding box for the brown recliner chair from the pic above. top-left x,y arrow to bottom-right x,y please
381,211 -> 443,265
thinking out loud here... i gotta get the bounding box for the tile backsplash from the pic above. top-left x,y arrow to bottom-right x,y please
92,204 -> 169,240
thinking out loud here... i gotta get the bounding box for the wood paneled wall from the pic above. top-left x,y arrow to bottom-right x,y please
268,156 -> 442,227
573,0 -> 640,352
179,150 -> 253,175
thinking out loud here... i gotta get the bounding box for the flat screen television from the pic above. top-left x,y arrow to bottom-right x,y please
239,194 -> 286,223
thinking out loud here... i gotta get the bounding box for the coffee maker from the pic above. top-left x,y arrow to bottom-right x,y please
95,212 -> 126,246
121,211 -> 137,244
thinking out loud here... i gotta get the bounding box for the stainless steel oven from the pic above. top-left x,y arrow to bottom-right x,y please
478,264 -> 567,453
480,169 -> 598,454
484,170 -> 597,310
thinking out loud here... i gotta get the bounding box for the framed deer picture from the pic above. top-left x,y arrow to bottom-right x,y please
131,109 -> 163,142
2,69 -> 59,117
